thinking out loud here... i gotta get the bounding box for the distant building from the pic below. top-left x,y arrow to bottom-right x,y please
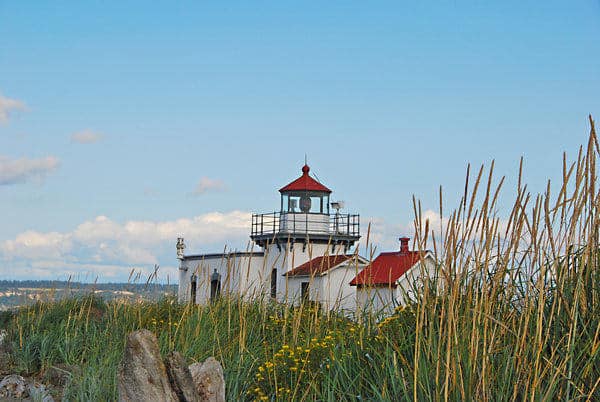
349,237 -> 437,314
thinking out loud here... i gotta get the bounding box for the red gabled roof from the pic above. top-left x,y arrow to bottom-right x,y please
285,255 -> 353,277
279,164 -> 332,193
349,251 -> 425,287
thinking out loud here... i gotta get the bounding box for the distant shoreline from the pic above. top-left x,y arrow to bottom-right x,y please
0,280 -> 177,310
0,279 -> 177,288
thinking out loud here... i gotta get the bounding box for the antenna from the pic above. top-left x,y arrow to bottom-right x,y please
331,201 -> 345,234
304,154 -> 307,165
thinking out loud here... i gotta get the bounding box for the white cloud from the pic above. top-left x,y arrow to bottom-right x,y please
0,211 -> 252,282
0,155 -> 60,185
1,209 -> 467,282
0,93 -> 26,124
70,129 -> 103,144
193,177 -> 226,195
1,231 -> 73,260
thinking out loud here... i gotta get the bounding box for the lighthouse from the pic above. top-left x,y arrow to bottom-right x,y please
178,163 -> 365,310
251,164 -> 361,304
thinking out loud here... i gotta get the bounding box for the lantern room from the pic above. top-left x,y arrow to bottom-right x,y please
250,163 -> 360,250
279,164 -> 331,214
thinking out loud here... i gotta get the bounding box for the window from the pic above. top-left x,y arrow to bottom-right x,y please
301,282 -> 310,302
281,193 -> 330,214
271,268 -> 277,298
210,269 -> 221,302
190,275 -> 197,303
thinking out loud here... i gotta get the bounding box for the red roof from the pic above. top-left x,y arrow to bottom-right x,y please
285,255 -> 353,277
349,251 -> 425,287
279,164 -> 332,193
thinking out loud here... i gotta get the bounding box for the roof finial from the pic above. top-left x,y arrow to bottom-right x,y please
302,154 -> 310,175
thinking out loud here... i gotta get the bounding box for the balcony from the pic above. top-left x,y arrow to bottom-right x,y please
250,212 -> 360,246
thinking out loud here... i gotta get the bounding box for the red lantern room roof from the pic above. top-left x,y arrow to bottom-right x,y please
279,164 -> 332,193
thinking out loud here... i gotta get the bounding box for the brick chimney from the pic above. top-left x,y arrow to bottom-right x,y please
399,237 -> 410,254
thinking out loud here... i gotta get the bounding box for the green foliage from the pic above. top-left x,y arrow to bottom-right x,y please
0,309 -> 14,328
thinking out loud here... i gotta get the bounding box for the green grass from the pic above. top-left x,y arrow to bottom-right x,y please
2,295 -> 390,400
1,118 -> 599,401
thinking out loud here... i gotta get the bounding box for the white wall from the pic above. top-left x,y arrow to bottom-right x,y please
356,286 -> 396,316
178,264 -> 191,302
395,255 -> 438,305
264,241 -> 332,303
279,213 -> 329,234
320,264 -> 360,312
283,275 -> 311,305
178,253 -> 268,304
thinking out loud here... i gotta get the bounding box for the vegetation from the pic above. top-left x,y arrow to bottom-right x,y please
1,118 -> 599,400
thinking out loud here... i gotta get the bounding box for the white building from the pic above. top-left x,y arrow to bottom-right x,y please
349,237 -> 437,315
177,164 -> 364,308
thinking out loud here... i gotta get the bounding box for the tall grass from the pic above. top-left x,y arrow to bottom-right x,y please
1,118 -> 599,400
408,116 -> 599,400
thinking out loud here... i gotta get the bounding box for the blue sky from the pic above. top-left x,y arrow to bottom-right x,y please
1,1 -> 599,282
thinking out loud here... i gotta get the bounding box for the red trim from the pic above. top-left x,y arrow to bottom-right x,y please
279,164 -> 332,193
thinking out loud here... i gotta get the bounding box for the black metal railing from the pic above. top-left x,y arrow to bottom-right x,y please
251,212 -> 360,238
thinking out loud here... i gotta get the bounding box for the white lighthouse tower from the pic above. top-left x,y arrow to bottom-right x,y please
178,163 -> 363,309
250,164 -> 361,304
